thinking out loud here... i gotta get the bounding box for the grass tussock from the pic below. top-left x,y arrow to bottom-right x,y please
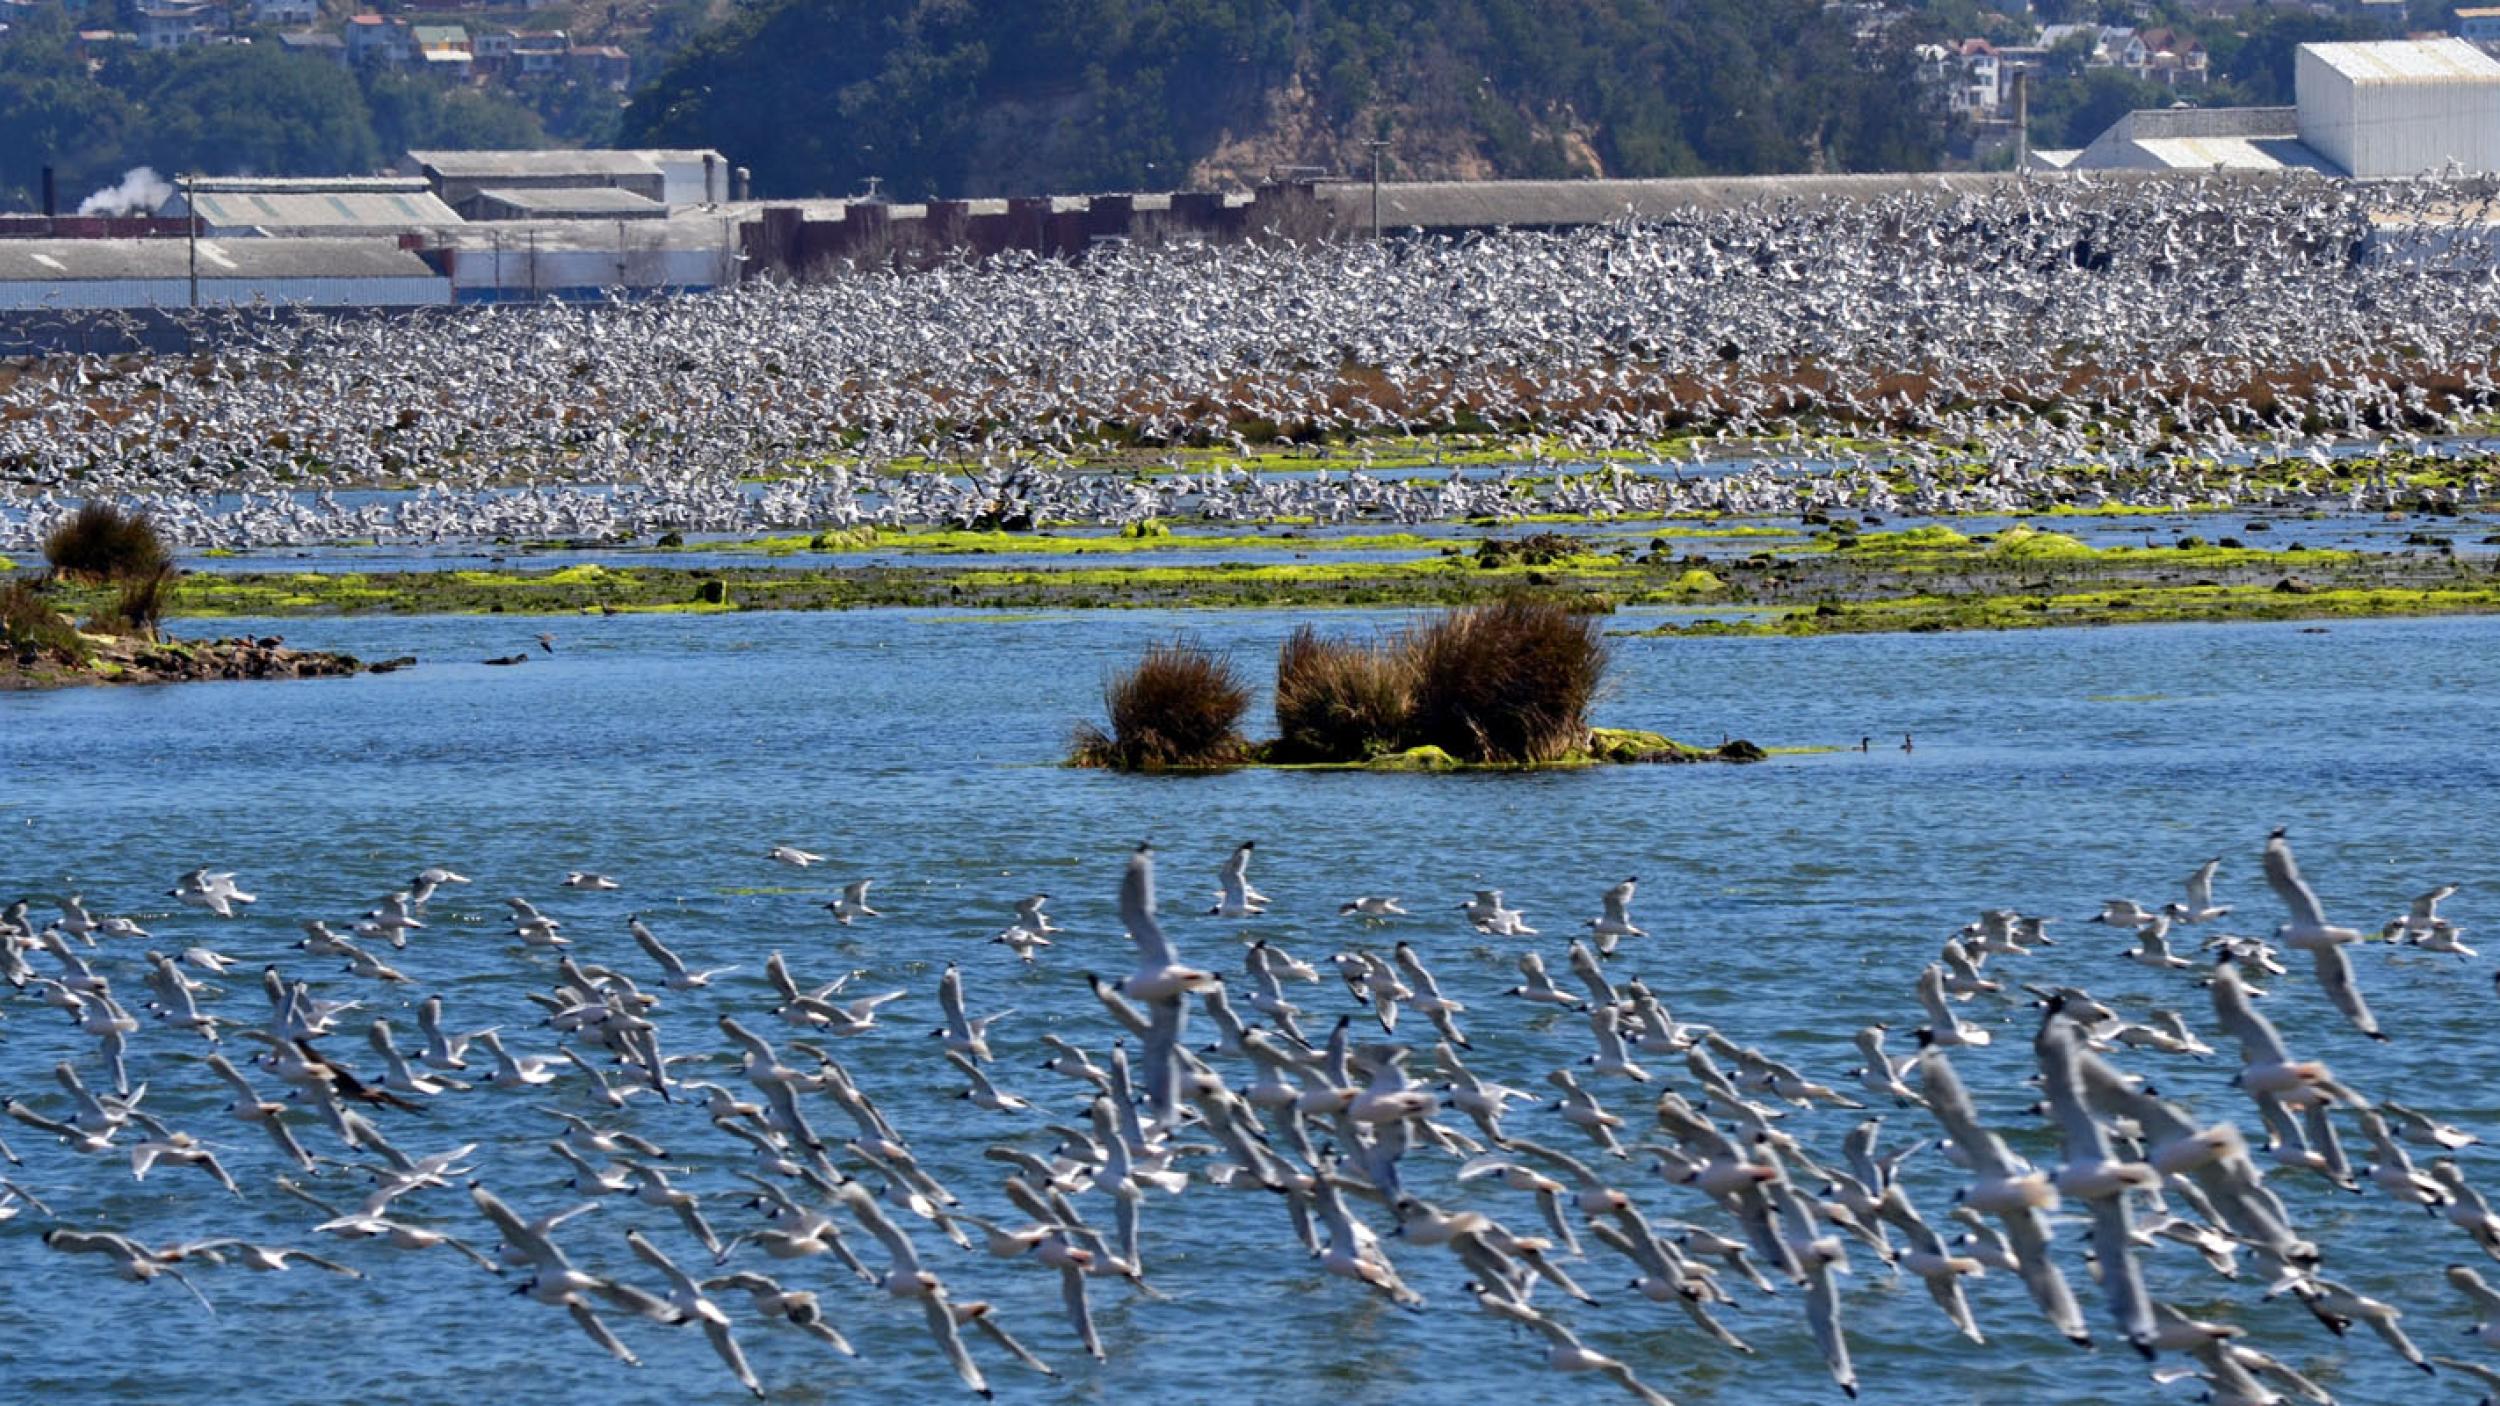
45,501 -> 169,583
2,581 -> 90,665
1403,599 -> 1612,764
1272,625 -> 1414,761
1071,639 -> 1253,771
107,564 -> 173,641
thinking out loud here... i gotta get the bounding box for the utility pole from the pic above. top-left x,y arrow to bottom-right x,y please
2014,68 -> 2030,170
1362,138 -> 1389,239
185,171 -> 199,312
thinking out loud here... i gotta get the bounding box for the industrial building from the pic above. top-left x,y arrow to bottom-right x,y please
0,239 -> 451,311
155,176 -> 462,237
399,149 -> 736,211
2049,37 -> 2500,175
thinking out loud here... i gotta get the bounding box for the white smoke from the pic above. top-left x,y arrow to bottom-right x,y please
76,166 -> 175,218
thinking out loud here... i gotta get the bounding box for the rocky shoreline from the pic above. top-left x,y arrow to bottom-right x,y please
2,632 -> 400,691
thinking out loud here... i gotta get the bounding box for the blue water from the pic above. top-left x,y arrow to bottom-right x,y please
3,610 -> 2496,1405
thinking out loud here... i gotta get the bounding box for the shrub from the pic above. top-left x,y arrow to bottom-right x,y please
44,501 -> 169,582
1072,639 -> 1252,770
1,581 -> 89,665
108,564 -> 173,641
1272,625 -> 1413,762
1402,598 -> 1612,764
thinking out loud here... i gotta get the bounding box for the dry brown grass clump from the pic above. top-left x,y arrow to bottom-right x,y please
1271,625 -> 1414,762
1072,639 -> 1253,770
44,501 -> 169,583
2,580 -> 90,665
1402,599 -> 1611,764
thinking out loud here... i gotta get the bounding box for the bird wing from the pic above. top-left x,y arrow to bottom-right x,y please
2262,831 -> 2329,930
1120,849 -> 1178,967
2310,944 -> 2382,1040
629,919 -> 685,976
845,1186 -> 921,1275
2036,1021 -> 2116,1164
2086,1193 -> 2154,1352
1058,1261 -> 1104,1359
2207,965 -> 2291,1065
921,1291 -> 989,1397
2002,1206 -> 2091,1345
469,1184 -> 567,1270
1917,1049 -> 2016,1178
1802,1257 -> 1857,1395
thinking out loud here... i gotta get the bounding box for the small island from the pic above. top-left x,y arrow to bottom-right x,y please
1068,599 -> 1766,772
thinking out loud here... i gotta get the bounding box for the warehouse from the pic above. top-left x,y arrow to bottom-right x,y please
402,149 -> 733,211
2297,39 -> 2500,178
156,177 -> 463,237
2061,38 -> 2500,175
421,219 -> 742,302
0,238 -> 452,312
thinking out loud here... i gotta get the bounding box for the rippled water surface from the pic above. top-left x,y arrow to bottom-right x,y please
4,610 -> 2496,1406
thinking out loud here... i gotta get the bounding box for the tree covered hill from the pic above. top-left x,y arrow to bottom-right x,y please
620,0 -> 1945,199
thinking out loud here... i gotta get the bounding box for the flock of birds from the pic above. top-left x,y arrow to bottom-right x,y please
7,174 -> 2500,550
2,828 -> 2496,1405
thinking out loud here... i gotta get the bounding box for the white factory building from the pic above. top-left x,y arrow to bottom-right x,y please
2042,38 -> 2500,176
0,239 -> 451,312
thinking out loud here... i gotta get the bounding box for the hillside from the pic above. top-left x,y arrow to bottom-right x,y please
619,0 -> 1944,199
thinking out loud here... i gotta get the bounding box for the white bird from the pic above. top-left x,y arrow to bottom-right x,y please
768,845 -> 825,868
826,879 -> 880,924
1584,876 -> 1645,955
561,872 -> 619,891
1210,841 -> 1269,917
2262,828 -> 2382,1040
1341,895 -> 1408,919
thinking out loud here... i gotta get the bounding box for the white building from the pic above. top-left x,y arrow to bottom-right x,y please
2064,38 -> 2500,176
251,0 -> 317,26
0,239 -> 450,312
2297,38 -> 2500,177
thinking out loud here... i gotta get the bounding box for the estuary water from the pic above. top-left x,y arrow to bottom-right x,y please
3,609 -> 2496,1406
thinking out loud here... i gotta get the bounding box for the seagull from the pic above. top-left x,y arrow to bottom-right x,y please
1210,841 -> 1269,917
629,916 -> 738,990
2262,828 -> 2382,1040
561,872 -> 619,891
2170,858 -> 2232,924
1341,895 -> 1407,919
626,1229 -> 764,1398
1584,877 -> 1644,955
826,879 -> 880,924
170,869 -> 256,918
1463,890 -> 1536,937
768,845 -> 825,868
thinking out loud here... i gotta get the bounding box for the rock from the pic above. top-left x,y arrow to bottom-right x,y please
1714,739 -> 1768,762
255,636 -> 283,649
655,531 -> 685,548
482,654 -> 529,666
368,656 -> 418,674
697,578 -> 731,605
2273,576 -> 2317,595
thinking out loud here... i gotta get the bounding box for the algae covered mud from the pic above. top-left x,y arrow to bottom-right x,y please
26,516 -> 2496,639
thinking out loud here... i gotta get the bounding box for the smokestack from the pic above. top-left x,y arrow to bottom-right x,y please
734,166 -> 751,202
41,165 -> 55,218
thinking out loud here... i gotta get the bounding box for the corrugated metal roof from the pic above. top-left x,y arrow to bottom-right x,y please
472,186 -> 665,215
179,190 -> 462,230
2303,37 -> 2500,84
408,149 -> 667,179
184,176 -> 432,194
0,239 -> 439,282
2128,136 -> 2336,171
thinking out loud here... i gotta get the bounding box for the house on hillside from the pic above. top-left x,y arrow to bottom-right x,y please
2138,28 -> 2210,86
345,13 -> 413,67
568,43 -> 630,90
135,1 -> 212,51
251,0 -> 317,27
277,28 -> 345,65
